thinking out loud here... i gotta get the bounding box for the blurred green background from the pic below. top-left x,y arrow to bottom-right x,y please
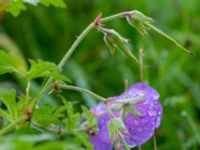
0,0 -> 200,149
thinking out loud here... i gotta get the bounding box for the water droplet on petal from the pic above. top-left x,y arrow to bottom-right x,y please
148,109 -> 154,116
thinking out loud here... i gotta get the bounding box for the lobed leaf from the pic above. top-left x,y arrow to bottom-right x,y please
27,60 -> 71,82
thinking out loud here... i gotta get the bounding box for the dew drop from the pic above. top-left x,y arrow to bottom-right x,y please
148,109 -> 154,116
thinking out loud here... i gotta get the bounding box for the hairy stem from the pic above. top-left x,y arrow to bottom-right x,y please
61,84 -> 106,101
30,11 -> 132,109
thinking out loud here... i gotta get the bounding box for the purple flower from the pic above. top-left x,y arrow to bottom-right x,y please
90,82 -> 162,149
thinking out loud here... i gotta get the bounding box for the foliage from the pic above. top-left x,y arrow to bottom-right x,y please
1,0 -> 66,16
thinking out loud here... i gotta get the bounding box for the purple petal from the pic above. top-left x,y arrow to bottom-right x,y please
90,82 -> 162,149
90,134 -> 113,150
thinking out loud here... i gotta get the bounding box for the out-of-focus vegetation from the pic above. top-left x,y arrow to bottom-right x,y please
0,0 -> 200,149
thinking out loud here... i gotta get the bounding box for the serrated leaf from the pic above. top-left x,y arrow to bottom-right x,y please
27,60 -> 71,82
81,105 -> 97,126
0,50 -> 26,76
0,89 -> 18,122
59,96 -> 80,132
6,0 -> 26,17
32,106 -> 63,125
74,132 -> 94,150
40,0 -> 66,8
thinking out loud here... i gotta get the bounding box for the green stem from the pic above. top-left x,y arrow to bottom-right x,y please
153,133 -> 158,150
1,11 -> 134,135
139,48 -> 144,82
32,121 -> 66,134
0,116 -> 26,135
30,11 -> 131,109
100,11 -> 129,23
58,23 -> 94,69
61,84 -> 106,101
25,80 -> 31,100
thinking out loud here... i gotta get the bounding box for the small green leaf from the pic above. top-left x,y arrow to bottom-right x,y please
81,105 -> 97,126
59,96 -> 80,132
40,0 -> 66,8
32,106 -> 63,125
74,132 -> 94,150
0,50 -> 26,76
27,60 -> 71,82
0,89 -> 18,122
6,0 -> 26,17
0,108 -> 10,122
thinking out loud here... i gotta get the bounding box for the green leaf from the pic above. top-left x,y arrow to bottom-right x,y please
40,0 -> 66,8
32,106 -> 64,125
81,105 -> 97,126
0,50 -> 26,76
0,108 -> 10,122
6,0 -> 26,17
0,89 -> 18,122
59,96 -> 80,132
108,118 -> 128,142
27,60 -> 71,82
74,132 -> 94,150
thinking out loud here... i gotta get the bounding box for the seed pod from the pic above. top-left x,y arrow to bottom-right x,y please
126,10 -> 153,35
100,28 -> 138,63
